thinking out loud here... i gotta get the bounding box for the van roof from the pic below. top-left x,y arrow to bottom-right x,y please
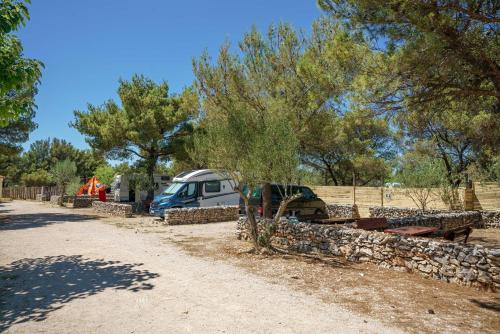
172,169 -> 226,182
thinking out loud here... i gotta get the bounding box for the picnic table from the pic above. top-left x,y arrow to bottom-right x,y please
384,226 -> 438,237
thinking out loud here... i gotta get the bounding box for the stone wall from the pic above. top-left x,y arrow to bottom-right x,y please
370,206 -> 499,229
236,218 -> 499,290
481,210 -> 500,229
66,196 -> 94,208
164,206 -> 239,225
369,206 -> 447,219
386,211 -> 482,230
326,204 -> 360,218
92,201 -> 133,217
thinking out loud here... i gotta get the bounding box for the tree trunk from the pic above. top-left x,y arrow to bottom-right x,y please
146,156 -> 158,201
261,182 -> 272,219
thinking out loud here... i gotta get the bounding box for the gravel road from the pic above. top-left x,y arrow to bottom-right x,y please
0,200 -> 403,333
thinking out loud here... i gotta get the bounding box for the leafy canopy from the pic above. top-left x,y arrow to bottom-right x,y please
0,0 -> 43,125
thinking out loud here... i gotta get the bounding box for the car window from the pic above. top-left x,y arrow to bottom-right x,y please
205,181 -> 220,193
186,183 -> 197,197
300,187 -> 315,200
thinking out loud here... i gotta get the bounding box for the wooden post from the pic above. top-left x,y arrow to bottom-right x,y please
380,187 -> 384,207
0,176 -> 4,199
352,171 -> 356,205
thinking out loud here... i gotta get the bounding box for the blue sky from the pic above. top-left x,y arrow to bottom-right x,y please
17,0 -> 322,151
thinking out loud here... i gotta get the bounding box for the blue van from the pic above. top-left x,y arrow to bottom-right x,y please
149,170 -> 239,217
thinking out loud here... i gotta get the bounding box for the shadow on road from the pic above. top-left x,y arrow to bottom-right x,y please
0,212 -> 100,231
0,255 -> 160,331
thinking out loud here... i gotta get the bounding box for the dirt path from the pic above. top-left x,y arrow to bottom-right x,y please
0,201 -> 403,334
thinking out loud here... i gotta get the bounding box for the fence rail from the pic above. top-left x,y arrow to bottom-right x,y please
2,186 -> 61,200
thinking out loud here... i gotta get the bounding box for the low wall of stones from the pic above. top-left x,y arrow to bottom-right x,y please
481,210 -> 500,229
49,195 -> 70,205
370,206 -> 499,229
326,204 -> 360,218
387,211 -> 482,230
66,196 -> 95,208
92,201 -> 133,217
164,206 -> 239,225
236,218 -> 499,290
369,206 -> 447,218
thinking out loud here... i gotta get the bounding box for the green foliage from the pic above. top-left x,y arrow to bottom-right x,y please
395,153 -> 447,211
66,179 -> 83,196
0,0 -> 43,125
21,138 -> 105,179
20,169 -> 53,186
318,0 -> 499,112
51,159 -> 78,196
72,74 -> 197,199
94,164 -> 115,186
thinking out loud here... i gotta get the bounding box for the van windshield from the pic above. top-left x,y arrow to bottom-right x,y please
162,182 -> 185,195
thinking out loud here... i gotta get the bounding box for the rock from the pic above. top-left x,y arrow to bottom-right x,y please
464,255 -> 479,264
418,264 -> 433,273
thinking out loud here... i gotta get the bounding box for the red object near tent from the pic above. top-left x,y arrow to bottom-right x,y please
77,176 -> 106,200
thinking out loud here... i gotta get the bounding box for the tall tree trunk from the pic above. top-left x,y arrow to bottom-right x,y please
146,155 -> 158,201
262,182 -> 272,218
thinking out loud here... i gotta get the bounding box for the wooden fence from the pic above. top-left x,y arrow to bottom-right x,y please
310,182 -> 500,217
2,186 -> 61,200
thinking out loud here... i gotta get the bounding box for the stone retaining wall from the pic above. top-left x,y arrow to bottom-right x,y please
369,206 -> 447,218
326,204 -> 360,218
481,211 -> 500,229
370,206 -> 499,229
387,211 -> 482,230
92,201 -> 133,217
236,218 -> 500,290
164,206 -> 239,225
66,196 -> 94,208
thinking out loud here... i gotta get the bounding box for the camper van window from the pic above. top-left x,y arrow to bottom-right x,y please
163,182 -> 184,195
186,183 -> 197,197
205,181 -> 220,193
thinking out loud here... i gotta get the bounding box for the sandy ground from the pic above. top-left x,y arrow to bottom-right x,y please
0,200 -> 406,334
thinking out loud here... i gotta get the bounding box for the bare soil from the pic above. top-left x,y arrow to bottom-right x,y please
1,200 -> 499,333
0,201 -> 401,333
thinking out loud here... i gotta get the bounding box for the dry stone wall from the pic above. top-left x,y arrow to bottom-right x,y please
236,218 -> 500,290
92,201 -> 133,217
164,206 -> 239,225
386,211 -> 482,230
481,211 -> 500,229
326,204 -> 360,218
370,206 -> 499,229
369,206 -> 447,218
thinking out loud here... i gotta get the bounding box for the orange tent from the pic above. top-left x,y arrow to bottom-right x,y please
77,176 -> 105,196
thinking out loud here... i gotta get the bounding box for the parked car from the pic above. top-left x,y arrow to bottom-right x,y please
149,169 -> 239,217
240,184 -> 327,219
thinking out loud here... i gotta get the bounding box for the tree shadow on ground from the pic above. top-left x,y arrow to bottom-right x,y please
470,298 -> 500,313
0,255 -> 159,331
0,212 -> 100,231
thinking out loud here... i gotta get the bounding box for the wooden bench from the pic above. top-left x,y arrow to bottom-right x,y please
443,224 -> 473,243
354,218 -> 388,231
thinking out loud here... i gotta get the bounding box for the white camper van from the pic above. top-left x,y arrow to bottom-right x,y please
149,169 -> 239,217
112,173 -> 171,202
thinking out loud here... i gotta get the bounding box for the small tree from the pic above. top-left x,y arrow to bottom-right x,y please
94,164 -> 115,186
396,155 -> 445,211
51,159 -> 79,202
193,110 -> 301,250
